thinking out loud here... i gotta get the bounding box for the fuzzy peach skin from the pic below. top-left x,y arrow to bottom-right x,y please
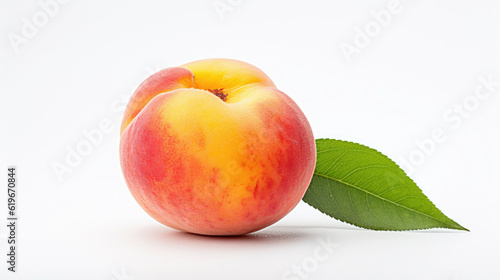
119,59 -> 316,236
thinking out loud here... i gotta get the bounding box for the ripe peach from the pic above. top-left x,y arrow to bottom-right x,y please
120,59 -> 316,235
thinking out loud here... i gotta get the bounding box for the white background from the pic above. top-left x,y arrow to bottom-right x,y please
1,0 -> 499,279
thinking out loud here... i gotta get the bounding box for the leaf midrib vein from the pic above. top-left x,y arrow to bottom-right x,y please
314,171 -> 454,228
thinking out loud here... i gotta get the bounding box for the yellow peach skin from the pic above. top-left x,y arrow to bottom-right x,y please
120,59 -> 316,235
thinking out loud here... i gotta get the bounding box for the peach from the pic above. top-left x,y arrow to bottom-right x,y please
120,59 -> 316,235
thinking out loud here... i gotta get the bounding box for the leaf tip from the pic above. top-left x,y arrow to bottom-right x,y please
456,225 -> 470,232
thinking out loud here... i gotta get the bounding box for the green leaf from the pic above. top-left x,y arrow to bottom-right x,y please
303,138 -> 468,231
